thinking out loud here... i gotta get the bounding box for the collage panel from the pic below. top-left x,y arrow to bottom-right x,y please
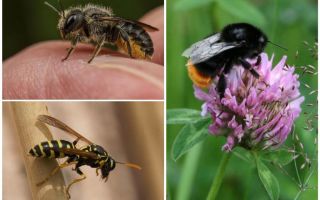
1,0 -> 319,200
167,0 -> 317,199
3,102 -> 163,199
3,0 -> 163,100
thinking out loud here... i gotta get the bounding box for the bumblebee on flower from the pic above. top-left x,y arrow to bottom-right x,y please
194,53 -> 304,151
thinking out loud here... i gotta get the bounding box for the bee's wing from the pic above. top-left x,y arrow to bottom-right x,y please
182,33 -> 222,57
48,147 -> 99,159
37,115 -> 93,145
182,33 -> 238,65
97,16 -> 159,32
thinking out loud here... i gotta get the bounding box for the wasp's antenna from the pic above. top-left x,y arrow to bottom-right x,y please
268,40 -> 288,51
116,161 -> 142,170
44,1 -> 61,16
57,0 -> 66,18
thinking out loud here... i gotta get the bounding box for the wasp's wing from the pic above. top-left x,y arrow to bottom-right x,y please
182,33 -> 238,65
48,147 -> 99,159
97,16 -> 159,32
37,115 -> 93,145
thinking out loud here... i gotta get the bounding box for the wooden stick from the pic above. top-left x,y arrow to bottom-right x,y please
10,102 -> 68,200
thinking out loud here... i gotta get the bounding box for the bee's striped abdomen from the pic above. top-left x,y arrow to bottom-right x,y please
117,22 -> 154,60
29,140 -> 74,159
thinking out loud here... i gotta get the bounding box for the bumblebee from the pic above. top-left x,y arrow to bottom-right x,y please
182,23 -> 268,98
45,1 -> 158,63
29,115 -> 141,199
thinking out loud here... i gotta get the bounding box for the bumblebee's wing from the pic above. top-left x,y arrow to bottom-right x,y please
37,115 -> 93,145
182,33 -> 222,57
182,33 -> 238,65
97,16 -> 159,32
48,147 -> 99,159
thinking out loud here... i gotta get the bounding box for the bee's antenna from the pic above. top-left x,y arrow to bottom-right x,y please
44,2 -> 61,16
268,40 -> 288,51
58,0 -> 66,18
116,161 -> 142,170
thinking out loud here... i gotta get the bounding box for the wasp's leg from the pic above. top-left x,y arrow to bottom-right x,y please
104,175 -> 109,183
254,55 -> 261,66
239,58 -> 260,78
119,29 -> 133,58
62,35 -> 80,62
66,168 -> 86,199
72,138 -> 81,146
87,34 -> 106,64
36,161 -> 77,186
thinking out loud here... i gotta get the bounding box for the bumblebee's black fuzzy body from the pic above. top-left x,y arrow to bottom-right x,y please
183,23 -> 268,98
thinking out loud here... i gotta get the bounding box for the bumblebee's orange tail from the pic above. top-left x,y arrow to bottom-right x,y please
186,61 -> 212,88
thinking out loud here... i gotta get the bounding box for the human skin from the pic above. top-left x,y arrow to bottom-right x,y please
3,7 -> 163,100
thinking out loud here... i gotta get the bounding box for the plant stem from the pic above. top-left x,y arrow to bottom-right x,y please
206,153 -> 232,200
176,143 -> 203,200
10,102 -> 67,200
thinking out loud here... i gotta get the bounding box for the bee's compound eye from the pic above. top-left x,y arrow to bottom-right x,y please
64,13 -> 83,32
66,16 -> 76,27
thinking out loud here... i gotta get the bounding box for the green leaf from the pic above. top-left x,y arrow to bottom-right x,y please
232,147 -> 254,164
261,149 -> 295,166
171,118 -> 211,161
174,0 -> 216,11
217,0 -> 266,26
167,109 -> 204,125
255,155 -> 280,200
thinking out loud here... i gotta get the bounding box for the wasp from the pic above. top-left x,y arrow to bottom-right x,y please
45,1 -> 159,63
29,115 -> 141,199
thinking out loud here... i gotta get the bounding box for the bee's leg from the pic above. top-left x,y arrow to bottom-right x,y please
62,35 -> 80,62
96,168 -> 100,176
239,58 -> 260,78
254,55 -> 261,66
66,168 -> 86,199
88,35 -> 106,64
36,161 -> 77,186
119,29 -> 133,57
217,74 -> 226,99
217,60 -> 233,99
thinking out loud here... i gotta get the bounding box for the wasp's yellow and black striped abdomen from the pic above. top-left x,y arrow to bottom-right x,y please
29,140 -> 75,158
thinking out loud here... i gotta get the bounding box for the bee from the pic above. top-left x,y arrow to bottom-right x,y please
45,1 -> 159,63
183,23 -> 272,98
29,115 -> 141,199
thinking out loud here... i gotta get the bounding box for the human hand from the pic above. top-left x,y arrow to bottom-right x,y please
3,7 -> 163,100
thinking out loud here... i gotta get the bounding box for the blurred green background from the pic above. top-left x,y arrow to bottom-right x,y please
3,0 -> 162,60
167,0 -> 317,200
